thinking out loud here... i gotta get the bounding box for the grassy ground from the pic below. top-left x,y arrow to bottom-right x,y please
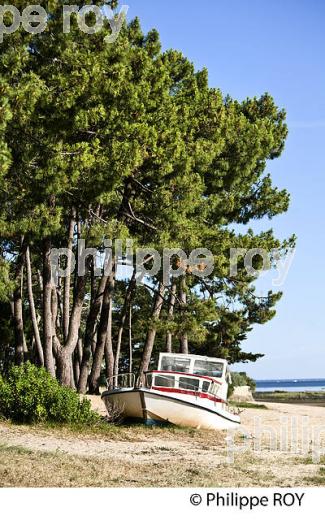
0,443 -> 259,487
0,418 -> 220,442
1,414 -> 324,487
230,401 -> 268,409
1,398 -> 325,488
305,467 -> 325,486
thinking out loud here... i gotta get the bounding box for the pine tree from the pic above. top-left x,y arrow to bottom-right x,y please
0,5 -> 295,389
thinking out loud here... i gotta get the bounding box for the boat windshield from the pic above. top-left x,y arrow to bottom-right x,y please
160,356 -> 191,373
193,359 -> 224,378
159,355 -> 225,379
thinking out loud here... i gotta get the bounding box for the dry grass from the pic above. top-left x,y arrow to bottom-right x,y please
0,444 -> 306,488
0,418 -> 226,443
303,466 -> 325,486
0,429 -> 323,487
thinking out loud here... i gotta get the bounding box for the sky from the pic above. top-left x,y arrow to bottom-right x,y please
126,0 -> 325,379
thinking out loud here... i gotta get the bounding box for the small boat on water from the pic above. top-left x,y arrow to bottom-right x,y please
101,353 -> 240,430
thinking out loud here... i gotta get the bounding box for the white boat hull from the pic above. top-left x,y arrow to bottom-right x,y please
102,388 -> 240,430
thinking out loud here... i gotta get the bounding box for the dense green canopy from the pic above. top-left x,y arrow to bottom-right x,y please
0,2 -> 295,390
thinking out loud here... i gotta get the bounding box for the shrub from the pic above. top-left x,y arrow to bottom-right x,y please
228,371 -> 256,397
0,362 -> 100,424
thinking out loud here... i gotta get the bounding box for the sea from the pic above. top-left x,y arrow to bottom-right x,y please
255,378 -> 325,393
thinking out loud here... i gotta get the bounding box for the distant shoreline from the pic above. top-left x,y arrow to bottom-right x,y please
254,378 -> 325,394
254,390 -> 325,407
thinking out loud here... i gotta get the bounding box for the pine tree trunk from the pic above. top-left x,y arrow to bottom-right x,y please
104,307 -> 114,388
165,280 -> 176,353
113,269 -> 136,378
73,338 -> 82,386
137,282 -> 165,384
43,238 -> 56,376
12,239 -> 27,365
88,259 -> 116,394
64,267 -> 86,356
78,273 -> 108,393
56,351 -> 73,387
179,276 -> 188,354
13,279 -> 25,365
129,305 -> 133,374
70,361 -> 76,389
26,246 -> 44,366
63,208 -> 76,341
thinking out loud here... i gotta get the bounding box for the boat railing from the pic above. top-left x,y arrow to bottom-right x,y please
107,372 -> 135,389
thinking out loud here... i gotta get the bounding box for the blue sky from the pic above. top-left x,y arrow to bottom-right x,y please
127,0 -> 325,379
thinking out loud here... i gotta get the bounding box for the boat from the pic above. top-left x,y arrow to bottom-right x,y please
101,352 -> 241,430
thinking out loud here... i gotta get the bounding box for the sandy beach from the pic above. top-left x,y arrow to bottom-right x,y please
0,399 -> 324,487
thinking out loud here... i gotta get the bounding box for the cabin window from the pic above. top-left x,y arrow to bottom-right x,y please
193,360 -> 224,378
202,381 -> 210,393
179,377 -> 200,391
210,383 -> 220,396
154,375 -> 175,388
160,356 -> 191,373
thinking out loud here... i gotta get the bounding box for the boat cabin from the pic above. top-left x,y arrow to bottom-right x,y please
145,353 -> 231,402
